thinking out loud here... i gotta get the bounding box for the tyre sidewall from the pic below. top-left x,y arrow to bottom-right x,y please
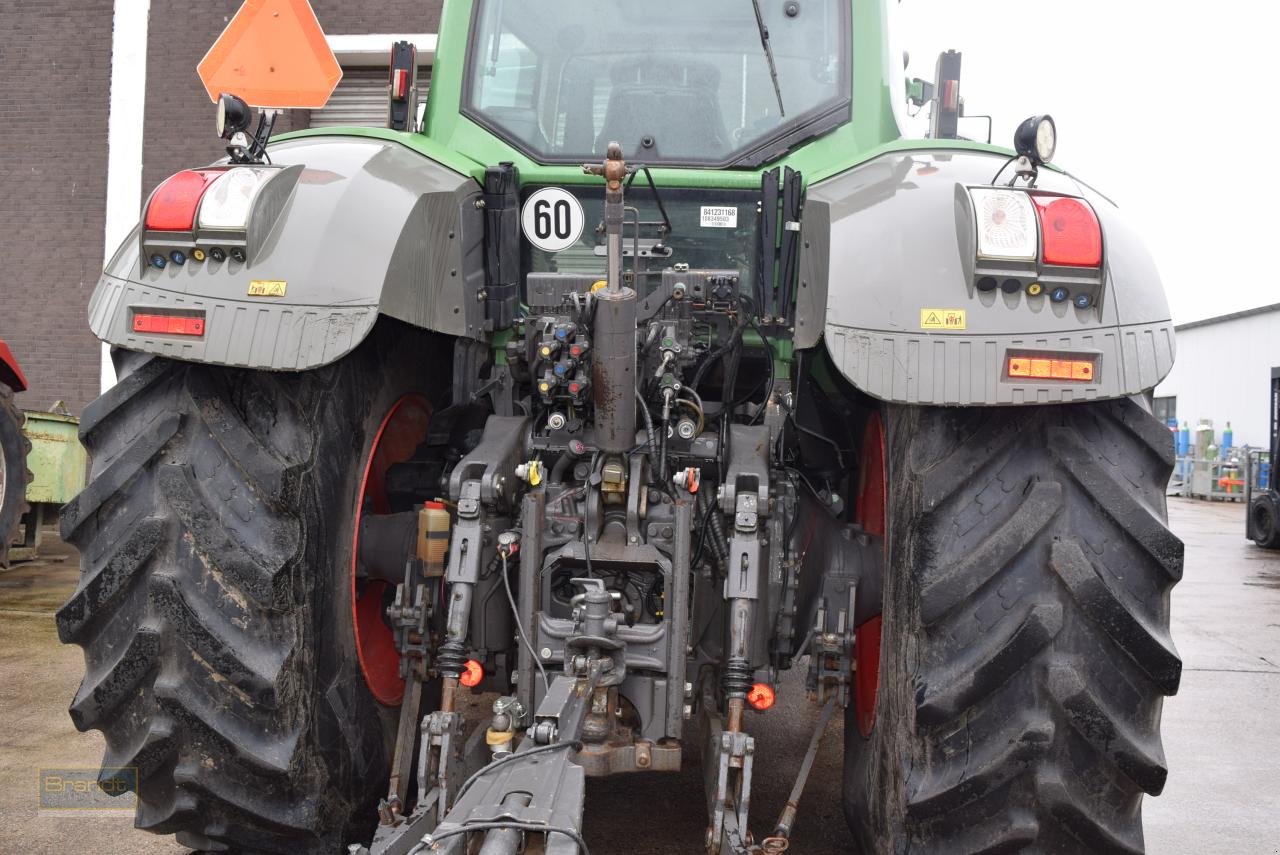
296,327 -> 445,838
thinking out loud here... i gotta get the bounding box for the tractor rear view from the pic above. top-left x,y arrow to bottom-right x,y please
60,1 -> 1182,853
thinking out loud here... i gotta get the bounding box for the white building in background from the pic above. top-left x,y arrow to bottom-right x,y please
1155,303 -> 1280,450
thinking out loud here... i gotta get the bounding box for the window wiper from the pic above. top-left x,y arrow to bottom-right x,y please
751,0 -> 786,117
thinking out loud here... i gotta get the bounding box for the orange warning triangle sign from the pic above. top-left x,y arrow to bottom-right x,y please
197,0 -> 343,110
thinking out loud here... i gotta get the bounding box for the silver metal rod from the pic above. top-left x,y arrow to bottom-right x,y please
772,697 -> 837,839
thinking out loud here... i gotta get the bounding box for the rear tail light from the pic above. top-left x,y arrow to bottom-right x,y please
132,312 -> 206,337
197,167 -> 276,232
1033,196 -> 1102,267
391,68 -> 409,100
969,188 -> 1038,261
144,170 -> 221,231
1007,354 -> 1096,381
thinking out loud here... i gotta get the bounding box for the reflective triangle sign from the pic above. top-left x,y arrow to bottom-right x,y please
197,0 -> 342,109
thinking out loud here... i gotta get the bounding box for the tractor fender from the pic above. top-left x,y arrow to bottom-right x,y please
0,340 -> 27,392
89,136 -> 486,371
799,148 -> 1174,405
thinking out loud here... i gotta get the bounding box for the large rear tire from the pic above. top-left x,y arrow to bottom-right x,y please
57,322 -> 449,852
844,397 -> 1182,853
0,380 -> 31,568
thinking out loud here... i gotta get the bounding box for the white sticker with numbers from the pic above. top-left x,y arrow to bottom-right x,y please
522,187 -> 586,253
700,205 -> 738,229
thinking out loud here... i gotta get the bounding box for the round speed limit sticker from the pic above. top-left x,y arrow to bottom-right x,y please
521,187 -> 585,253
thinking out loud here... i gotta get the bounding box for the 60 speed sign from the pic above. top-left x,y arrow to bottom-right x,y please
521,187 -> 585,253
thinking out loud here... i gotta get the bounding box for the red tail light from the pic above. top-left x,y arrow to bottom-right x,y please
1033,196 -> 1102,267
145,170 -> 221,232
391,68 -> 409,100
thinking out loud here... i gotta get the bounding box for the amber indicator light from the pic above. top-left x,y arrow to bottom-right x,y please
459,659 -> 484,688
747,683 -> 776,711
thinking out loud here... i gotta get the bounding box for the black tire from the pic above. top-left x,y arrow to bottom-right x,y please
57,321 -> 449,852
844,397 -> 1182,854
0,380 -> 31,568
1249,494 -> 1280,549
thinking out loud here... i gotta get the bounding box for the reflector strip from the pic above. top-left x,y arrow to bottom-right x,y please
1008,356 -> 1094,381
133,313 -> 205,336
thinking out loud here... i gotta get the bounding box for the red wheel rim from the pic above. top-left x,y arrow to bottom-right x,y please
853,412 -> 885,738
351,394 -> 432,706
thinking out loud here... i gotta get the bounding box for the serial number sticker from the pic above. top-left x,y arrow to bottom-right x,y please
700,205 -> 739,229
920,309 -> 966,330
248,280 -> 287,298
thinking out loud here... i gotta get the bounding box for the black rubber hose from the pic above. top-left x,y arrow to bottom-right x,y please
636,389 -> 659,478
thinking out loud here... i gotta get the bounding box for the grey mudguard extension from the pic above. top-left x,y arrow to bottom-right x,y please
802,149 -> 1175,405
89,136 -> 486,370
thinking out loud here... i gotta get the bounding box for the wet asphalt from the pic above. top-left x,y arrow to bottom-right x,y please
0,498 -> 1277,854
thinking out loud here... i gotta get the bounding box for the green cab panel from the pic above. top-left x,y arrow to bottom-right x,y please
804,148 -> 1175,405
89,137 -> 486,371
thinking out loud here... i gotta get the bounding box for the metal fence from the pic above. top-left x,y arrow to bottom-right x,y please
1169,450 -> 1263,502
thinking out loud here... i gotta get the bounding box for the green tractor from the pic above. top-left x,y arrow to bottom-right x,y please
60,1 -> 1182,852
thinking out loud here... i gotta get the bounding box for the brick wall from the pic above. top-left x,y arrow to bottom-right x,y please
0,0 -> 114,414
0,0 -> 445,416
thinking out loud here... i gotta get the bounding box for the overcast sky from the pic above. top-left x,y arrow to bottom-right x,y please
894,0 -> 1278,324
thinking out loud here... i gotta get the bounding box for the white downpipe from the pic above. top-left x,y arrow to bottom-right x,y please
101,0 -> 152,393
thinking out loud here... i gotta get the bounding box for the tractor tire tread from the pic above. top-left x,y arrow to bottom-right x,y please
844,397 -> 1182,854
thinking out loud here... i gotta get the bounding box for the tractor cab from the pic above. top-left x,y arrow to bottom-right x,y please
460,0 -> 849,168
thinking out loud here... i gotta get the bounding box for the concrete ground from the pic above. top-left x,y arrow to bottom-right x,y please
0,497 -> 1277,853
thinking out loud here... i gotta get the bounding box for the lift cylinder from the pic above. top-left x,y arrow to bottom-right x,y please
592,287 -> 638,453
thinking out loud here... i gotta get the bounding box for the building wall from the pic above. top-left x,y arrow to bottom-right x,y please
0,0 -> 443,416
1156,307 -> 1280,449
0,0 -> 114,414
142,0 -> 443,194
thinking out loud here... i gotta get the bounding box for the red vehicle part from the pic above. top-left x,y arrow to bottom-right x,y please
350,394 -> 433,706
0,341 -> 28,392
852,412 -> 885,738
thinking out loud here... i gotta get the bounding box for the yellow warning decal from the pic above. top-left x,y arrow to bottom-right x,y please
920,309 -> 966,330
248,280 -> 287,298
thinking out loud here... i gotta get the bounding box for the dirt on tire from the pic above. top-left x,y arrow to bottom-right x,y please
57,321 -> 449,853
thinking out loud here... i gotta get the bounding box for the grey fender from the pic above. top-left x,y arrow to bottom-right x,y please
798,148 -> 1175,405
89,136 -> 486,370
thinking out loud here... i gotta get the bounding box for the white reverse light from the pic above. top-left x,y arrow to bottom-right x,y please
197,167 -> 276,232
969,188 -> 1038,261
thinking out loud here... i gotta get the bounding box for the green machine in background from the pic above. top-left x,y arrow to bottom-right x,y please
9,405 -> 87,563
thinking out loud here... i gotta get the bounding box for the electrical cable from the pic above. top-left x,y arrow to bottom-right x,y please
675,397 -> 705,435
788,414 -> 846,471
501,552 -> 550,694
636,388 -> 660,474
746,316 -> 775,425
